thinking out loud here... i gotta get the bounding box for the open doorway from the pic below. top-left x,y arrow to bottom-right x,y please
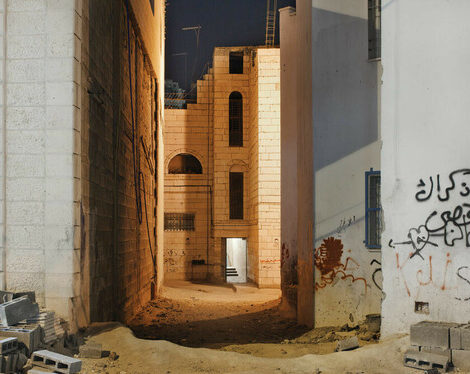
225,238 -> 247,283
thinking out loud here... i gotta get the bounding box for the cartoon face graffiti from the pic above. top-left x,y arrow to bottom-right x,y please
408,225 -> 429,251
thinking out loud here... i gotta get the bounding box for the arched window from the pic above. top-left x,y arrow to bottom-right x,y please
168,153 -> 202,174
229,92 -> 243,147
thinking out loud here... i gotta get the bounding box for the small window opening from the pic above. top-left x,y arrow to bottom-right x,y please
229,92 -> 243,147
164,213 -> 195,231
149,0 -> 155,15
168,153 -> 202,174
415,301 -> 430,314
230,172 -> 244,219
368,0 -> 381,59
229,52 -> 244,74
365,169 -> 381,248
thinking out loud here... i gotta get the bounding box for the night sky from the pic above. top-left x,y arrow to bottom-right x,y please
165,0 -> 295,91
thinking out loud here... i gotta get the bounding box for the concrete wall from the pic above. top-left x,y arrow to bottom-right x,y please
0,0 -> 164,330
381,0 -> 470,336
280,0 -> 381,327
164,46 -> 280,288
0,0 -> 81,327
311,0 -> 381,327
79,0 -> 164,325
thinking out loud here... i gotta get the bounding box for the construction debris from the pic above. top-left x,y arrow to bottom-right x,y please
0,290 -> 86,373
335,336 -> 359,352
79,341 -> 102,359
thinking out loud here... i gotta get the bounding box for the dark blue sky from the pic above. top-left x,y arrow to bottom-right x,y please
165,0 -> 295,91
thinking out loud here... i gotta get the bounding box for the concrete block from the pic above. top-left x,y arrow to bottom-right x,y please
410,321 -> 460,350
335,336 -> 359,352
420,346 -> 452,361
4,352 -> 19,374
0,337 -> 18,354
31,350 -> 82,374
0,325 -> 41,354
79,341 -> 102,358
27,369 -> 55,374
461,324 -> 470,350
404,348 -> 449,372
0,296 -> 39,326
452,349 -> 470,371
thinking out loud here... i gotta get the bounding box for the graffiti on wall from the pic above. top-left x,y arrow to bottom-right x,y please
370,259 -> 382,291
390,169 -> 470,300
390,169 -> 470,259
314,237 -> 367,292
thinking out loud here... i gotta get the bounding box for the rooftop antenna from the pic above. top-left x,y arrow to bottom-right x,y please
182,25 -> 202,88
182,25 -> 202,49
265,0 -> 277,46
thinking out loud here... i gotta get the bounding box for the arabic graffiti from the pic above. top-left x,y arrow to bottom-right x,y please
370,259 -> 382,291
415,169 -> 470,202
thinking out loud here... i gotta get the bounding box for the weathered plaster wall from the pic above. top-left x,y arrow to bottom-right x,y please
279,6 -> 298,317
311,0 -> 381,327
381,0 -> 470,336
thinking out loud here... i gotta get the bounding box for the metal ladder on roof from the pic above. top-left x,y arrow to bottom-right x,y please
265,0 -> 278,47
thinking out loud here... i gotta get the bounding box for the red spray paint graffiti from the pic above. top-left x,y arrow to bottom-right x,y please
314,237 -> 367,292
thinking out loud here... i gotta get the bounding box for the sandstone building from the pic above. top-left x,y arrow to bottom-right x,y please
164,46 -> 281,288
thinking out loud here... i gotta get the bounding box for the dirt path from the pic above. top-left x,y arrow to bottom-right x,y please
128,282 -> 307,349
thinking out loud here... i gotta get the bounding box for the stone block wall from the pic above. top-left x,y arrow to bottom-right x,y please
164,46 -> 280,288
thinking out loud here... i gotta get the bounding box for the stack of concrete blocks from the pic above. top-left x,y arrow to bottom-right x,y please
21,311 -> 56,344
0,336 -> 29,373
404,321 -> 470,372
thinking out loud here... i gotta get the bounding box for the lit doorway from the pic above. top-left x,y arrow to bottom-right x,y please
225,238 -> 247,283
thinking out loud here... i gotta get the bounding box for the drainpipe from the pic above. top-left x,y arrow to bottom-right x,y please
2,2 -> 7,290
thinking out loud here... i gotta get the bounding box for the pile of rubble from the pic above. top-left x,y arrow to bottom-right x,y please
0,291 -> 82,373
404,320 -> 470,372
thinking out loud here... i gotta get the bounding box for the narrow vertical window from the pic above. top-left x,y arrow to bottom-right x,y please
149,0 -> 155,15
229,172 -> 244,219
229,92 -> 243,147
368,0 -> 381,60
365,169 -> 381,249
229,52 -> 244,74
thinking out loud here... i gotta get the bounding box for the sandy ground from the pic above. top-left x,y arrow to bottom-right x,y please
76,282 -> 469,373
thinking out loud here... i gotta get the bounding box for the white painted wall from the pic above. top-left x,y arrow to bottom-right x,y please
311,0 -> 381,327
381,0 -> 470,336
226,238 -> 247,283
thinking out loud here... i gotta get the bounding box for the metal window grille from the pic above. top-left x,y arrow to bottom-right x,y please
164,213 -> 195,231
229,52 -> 244,74
229,172 -> 244,219
365,169 -> 381,249
229,92 -> 243,147
368,0 -> 381,60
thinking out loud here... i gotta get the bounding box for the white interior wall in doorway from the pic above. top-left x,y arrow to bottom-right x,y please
226,238 -> 247,283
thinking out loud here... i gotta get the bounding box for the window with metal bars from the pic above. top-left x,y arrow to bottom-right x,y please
229,172 -> 244,220
365,169 -> 381,249
229,92 -> 243,147
368,0 -> 381,60
164,213 -> 195,231
229,52 -> 244,74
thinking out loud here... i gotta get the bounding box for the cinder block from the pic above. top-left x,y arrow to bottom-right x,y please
0,325 -> 41,355
452,349 -> 470,371
335,336 -> 359,352
79,341 -> 102,358
0,296 -> 39,326
0,337 -> 18,354
450,325 -> 462,349
404,348 -> 449,372
461,324 -> 470,350
31,350 -> 82,374
410,321 -> 460,349
27,369 -> 55,374
420,346 -> 452,361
